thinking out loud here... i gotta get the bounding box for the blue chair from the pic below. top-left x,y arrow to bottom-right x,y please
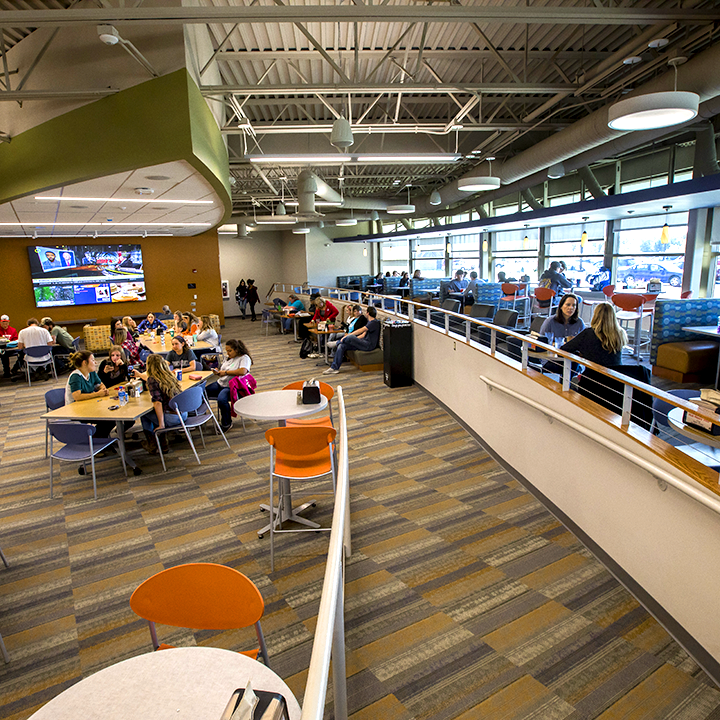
155,383 -> 230,472
44,388 -> 66,457
25,345 -> 56,387
72,337 -> 81,352
49,422 -> 125,500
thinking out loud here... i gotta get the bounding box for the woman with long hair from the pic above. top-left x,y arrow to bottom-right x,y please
140,354 -> 186,454
113,326 -> 144,368
122,316 -> 139,339
97,345 -> 129,388
173,311 -> 187,335
561,302 -> 627,367
196,314 -> 220,351
181,312 -> 199,336
205,338 -> 252,431
65,350 -> 113,437
137,312 -> 167,334
166,335 -> 197,369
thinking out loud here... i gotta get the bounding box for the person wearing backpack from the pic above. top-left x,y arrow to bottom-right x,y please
538,261 -> 573,297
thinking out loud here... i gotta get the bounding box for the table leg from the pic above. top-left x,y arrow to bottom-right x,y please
115,420 -> 140,474
258,477 -> 320,537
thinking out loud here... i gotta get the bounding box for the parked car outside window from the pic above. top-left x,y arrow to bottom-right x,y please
617,262 -> 682,288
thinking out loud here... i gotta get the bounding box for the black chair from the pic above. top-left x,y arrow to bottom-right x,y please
431,299 -> 461,329
469,304 -> 495,320
575,364 -> 654,431
477,309 -> 519,347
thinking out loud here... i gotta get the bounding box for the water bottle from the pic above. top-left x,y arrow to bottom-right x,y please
160,334 -> 166,346
118,386 -> 128,406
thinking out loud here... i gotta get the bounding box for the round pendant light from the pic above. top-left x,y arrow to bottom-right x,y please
336,217 -> 357,226
458,158 -> 501,192
387,185 -> 415,214
607,91 -> 698,130
292,225 -> 310,234
547,162 -> 565,179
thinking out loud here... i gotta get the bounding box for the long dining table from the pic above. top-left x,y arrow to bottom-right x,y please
42,370 -> 213,474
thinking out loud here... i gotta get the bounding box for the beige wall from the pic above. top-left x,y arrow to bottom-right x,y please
304,224 -> 373,287
1,232 -> 224,329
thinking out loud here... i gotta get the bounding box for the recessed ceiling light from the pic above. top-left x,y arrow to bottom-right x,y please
69,205 -> 88,209
135,187 -> 154,195
35,196 -> 213,205
145,175 -> 171,180
623,56 -> 643,65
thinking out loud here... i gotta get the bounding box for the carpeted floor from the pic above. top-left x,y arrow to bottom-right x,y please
0,314 -> 718,719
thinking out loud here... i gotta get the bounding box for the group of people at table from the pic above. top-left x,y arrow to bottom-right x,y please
1,308 -> 254,459
280,294 -> 381,374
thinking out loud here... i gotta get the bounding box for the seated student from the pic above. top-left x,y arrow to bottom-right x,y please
561,302 -> 626,368
122,316 -> 140,340
412,269 -> 425,281
462,271 -> 482,304
539,294 -> 585,344
137,312 -> 167,334
283,294 -> 305,332
140,354 -> 186,454
113,327 -> 145,368
327,304 -> 367,349
538,261 -> 573,297
181,312 -> 200,336
323,306 -> 380,375
172,311 -> 187,335
157,305 -> 173,320
399,271 -> 409,287
14,317 -> 54,380
205,339 -> 252,432
447,269 -> 468,295
166,335 -> 197,369
65,350 -> 113,437
196,315 -> 220,352
97,345 -> 130,388
0,314 -> 18,378
41,317 -> 74,353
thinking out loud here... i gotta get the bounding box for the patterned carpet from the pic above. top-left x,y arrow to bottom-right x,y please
0,314 -> 718,719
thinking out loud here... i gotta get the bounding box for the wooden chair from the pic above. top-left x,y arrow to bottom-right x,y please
264,426 -> 337,570
130,563 -> 269,665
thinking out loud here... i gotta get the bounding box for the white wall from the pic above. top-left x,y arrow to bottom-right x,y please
304,225 -> 373,287
411,319 -> 720,673
218,231 -> 284,316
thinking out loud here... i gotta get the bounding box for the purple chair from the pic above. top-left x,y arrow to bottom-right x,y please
49,422 -> 125,500
25,345 -> 56,387
44,388 -> 66,458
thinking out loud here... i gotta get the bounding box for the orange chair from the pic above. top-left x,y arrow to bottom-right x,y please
264,426 -> 337,570
611,293 -> 646,357
681,290 -> 693,299
602,285 -> 615,299
129,563 -> 270,665
531,287 -> 557,317
281,381 -> 334,427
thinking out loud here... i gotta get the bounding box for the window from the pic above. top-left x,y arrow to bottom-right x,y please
449,233 -> 480,277
613,212 -> 687,297
380,239 -> 409,274
411,236 -> 446,278
545,221 -> 606,289
493,229 -> 538,283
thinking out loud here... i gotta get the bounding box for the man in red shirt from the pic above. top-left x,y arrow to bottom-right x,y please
0,314 -> 19,377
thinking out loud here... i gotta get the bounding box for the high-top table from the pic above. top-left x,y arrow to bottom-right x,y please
28,646 -> 301,720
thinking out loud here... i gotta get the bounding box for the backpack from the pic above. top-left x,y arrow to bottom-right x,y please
299,337 -> 313,359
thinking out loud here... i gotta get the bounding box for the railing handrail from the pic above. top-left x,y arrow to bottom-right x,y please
480,375 -> 720,515
300,385 -> 350,720
274,283 -> 720,427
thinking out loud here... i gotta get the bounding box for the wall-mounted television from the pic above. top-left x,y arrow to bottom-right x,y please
28,243 -> 145,308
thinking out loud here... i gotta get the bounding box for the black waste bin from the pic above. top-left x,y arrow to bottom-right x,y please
383,322 -> 413,388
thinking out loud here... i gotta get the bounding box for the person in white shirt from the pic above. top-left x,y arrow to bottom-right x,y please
15,318 -> 55,380
205,338 -> 252,431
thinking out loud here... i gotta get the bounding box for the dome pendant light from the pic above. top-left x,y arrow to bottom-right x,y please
458,158 -> 501,192
387,185 -> 415,215
429,189 -> 442,206
330,116 -> 354,148
607,57 -> 699,131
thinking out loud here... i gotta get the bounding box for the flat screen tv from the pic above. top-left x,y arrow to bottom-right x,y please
28,243 -> 145,308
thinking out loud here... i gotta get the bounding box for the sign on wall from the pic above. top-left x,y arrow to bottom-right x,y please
221,280 -> 230,299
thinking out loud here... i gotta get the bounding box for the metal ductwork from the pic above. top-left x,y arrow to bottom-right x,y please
297,169 -> 390,219
521,188 -> 543,211
577,166 -> 606,199
693,122 -> 720,178
412,40 -> 720,218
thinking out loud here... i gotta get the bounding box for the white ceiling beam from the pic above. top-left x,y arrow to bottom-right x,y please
1,6 -> 717,27
220,121 -> 571,134
201,83 -> 582,96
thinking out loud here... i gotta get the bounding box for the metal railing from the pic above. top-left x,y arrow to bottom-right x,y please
300,385 -> 350,720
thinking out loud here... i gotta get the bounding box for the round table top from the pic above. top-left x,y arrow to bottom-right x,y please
668,406 -> 720,450
28,647 -> 301,720
235,389 -> 328,421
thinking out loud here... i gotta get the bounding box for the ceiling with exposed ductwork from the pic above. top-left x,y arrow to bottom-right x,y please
1,0 -> 720,233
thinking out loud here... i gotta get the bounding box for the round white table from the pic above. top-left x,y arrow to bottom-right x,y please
234,389 -> 328,422
29,646 -> 301,720
668,406 -> 720,451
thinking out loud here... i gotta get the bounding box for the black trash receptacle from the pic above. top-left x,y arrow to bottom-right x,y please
383,322 -> 413,388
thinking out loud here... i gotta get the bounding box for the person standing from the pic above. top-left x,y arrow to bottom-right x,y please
246,279 -> 260,322
235,279 -> 248,319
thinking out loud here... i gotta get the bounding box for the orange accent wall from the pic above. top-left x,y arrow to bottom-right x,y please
1,232 -> 224,328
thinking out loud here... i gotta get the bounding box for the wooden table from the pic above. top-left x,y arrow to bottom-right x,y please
28,646 -> 301,720
309,327 -> 337,365
682,326 -> 720,388
234,389 -> 329,536
42,370 -> 212,473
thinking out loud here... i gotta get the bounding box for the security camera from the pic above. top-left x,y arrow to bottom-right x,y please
97,25 -> 121,46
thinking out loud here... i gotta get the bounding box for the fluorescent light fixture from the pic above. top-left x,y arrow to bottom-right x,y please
356,154 -> 461,163
457,176 -> 501,192
386,204 -> 415,215
35,195 -> 213,205
0,221 -> 209,227
292,225 -> 310,234
607,91 -> 699,130
248,155 -> 349,164
336,218 -> 357,226
254,215 -> 297,224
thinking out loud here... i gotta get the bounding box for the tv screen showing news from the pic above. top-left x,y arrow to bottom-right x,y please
28,243 -> 145,308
